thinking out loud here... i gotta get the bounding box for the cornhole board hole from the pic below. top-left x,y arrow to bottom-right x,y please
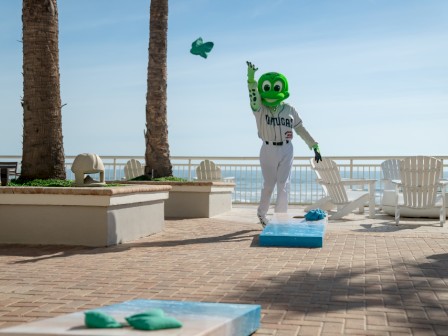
259,213 -> 327,248
0,299 -> 261,336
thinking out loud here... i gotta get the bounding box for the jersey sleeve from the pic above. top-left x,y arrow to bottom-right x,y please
291,107 -> 317,149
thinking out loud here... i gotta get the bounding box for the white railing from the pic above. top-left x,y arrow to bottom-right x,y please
2,155 -> 447,205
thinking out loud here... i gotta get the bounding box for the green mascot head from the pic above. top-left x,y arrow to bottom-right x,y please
258,72 -> 290,107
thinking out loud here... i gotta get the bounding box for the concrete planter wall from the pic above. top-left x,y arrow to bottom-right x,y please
0,185 -> 171,247
123,181 -> 235,218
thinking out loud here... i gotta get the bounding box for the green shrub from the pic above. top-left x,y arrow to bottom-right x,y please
9,179 -> 124,187
9,179 -> 74,187
130,175 -> 187,182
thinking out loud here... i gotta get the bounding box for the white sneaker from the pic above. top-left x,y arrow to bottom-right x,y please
257,214 -> 269,228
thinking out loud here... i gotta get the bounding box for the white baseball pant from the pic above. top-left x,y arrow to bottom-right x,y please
257,141 -> 294,217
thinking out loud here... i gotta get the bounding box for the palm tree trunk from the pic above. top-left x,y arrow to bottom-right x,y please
144,0 -> 172,178
21,0 -> 66,180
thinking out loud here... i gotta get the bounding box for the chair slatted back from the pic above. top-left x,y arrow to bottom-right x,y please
124,159 -> 144,180
196,160 -> 222,181
310,158 -> 348,204
381,159 -> 401,190
399,156 -> 442,209
0,162 -> 19,177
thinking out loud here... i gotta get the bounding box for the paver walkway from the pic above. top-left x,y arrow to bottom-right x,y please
1,205 -> 448,335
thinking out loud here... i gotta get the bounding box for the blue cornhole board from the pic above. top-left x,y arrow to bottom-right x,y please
259,213 -> 326,248
0,299 -> 260,336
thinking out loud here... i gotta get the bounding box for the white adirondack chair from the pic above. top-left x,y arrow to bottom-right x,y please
195,160 -> 234,182
392,156 -> 447,226
304,163 -> 335,212
124,159 -> 144,180
309,158 -> 376,219
304,191 -> 335,212
380,159 -> 402,209
381,159 -> 402,190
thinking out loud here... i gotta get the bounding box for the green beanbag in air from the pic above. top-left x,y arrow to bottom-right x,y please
190,37 -> 214,58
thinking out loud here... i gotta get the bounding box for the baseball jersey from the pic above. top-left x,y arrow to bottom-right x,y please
253,104 -> 317,149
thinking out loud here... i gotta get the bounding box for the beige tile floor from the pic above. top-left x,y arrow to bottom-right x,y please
1,205 -> 448,335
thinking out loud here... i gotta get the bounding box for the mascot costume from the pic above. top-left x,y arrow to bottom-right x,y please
246,61 -> 322,227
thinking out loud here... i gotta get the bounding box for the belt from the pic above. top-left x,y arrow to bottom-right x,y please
265,140 -> 289,146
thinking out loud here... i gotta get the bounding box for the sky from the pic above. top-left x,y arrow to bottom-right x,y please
1,0 -> 447,158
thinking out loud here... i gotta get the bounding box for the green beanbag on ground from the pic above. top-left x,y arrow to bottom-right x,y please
126,308 -> 165,319
84,311 -> 122,328
125,311 -> 183,331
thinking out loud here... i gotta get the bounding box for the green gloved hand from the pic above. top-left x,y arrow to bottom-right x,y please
313,144 -> 322,163
246,61 -> 258,83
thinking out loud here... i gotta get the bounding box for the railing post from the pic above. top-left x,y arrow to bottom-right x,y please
113,158 -> 117,180
188,159 -> 192,181
350,159 -> 354,179
441,158 -> 445,179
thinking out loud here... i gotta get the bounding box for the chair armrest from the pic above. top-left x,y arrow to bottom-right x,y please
316,179 -> 376,188
391,179 -> 402,186
340,179 -> 376,186
315,179 -> 330,186
315,178 -> 331,186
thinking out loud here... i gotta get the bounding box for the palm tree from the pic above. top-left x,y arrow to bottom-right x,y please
144,0 -> 172,178
21,0 -> 65,180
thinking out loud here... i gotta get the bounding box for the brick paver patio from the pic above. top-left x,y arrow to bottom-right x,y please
1,205 -> 448,335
